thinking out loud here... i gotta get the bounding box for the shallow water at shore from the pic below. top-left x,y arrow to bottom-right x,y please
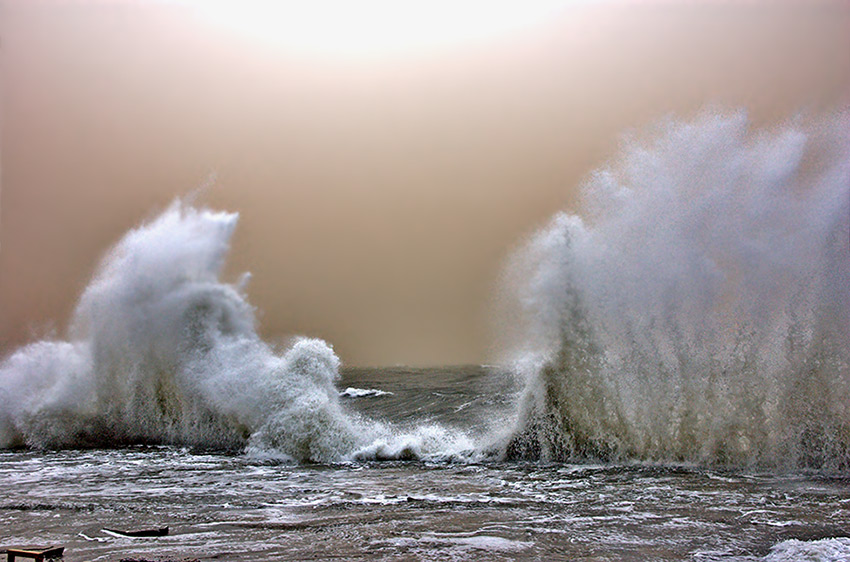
3,449 -> 850,561
3,367 -> 849,562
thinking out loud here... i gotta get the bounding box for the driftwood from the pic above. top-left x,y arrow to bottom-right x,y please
102,526 -> 169,538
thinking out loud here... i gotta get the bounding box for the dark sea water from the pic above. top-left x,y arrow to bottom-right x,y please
3,366 -> 850,562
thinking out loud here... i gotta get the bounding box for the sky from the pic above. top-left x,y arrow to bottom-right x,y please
1,0 -> 849,366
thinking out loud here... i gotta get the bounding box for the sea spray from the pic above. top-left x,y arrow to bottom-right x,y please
0,200 -> 473,461
500,110 -> 850,471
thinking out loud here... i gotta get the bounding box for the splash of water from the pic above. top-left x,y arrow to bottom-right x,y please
0,200 -> 472,461
499,110 -> 850,471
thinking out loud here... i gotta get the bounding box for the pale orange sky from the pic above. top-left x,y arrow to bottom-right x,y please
1,0 -> 849,366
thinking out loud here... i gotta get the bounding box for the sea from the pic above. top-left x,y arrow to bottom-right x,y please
3,365 -> 850,561
2,110 -> 849,561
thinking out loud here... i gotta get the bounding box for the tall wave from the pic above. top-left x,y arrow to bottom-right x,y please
0,200 -> 472,461
499,110 -> 850,471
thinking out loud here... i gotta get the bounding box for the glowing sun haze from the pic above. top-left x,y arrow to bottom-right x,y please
184,0 -> 573,56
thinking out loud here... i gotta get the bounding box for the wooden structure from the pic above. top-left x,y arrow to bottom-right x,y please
5,546 -> 64,561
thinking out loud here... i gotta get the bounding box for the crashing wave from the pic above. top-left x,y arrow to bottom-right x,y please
0,200 -> 473,462
499,110 -> 850,471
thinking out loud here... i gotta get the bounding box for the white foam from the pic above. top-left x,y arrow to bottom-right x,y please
413,534 -> 533,553
353,423 -> 477,461
446,535 -> 532,552
340,387 -> 394,398
502,110 -> 850,470
765,537 -> 850,562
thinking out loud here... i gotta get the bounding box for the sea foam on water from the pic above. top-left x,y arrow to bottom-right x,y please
501,110 -> 850,471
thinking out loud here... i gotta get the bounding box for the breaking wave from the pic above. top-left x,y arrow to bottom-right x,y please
0,200 -> 473,462
499,110 -> 850,472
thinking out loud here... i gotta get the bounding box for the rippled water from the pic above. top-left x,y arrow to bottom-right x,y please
3,367 -> 849,562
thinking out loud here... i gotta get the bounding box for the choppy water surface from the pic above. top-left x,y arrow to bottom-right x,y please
2,367 -> 849,562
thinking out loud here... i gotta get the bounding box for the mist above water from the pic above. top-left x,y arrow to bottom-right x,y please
501,110 -> 850,471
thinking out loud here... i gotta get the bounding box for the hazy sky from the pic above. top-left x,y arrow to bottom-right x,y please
2,0 -> 849,366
